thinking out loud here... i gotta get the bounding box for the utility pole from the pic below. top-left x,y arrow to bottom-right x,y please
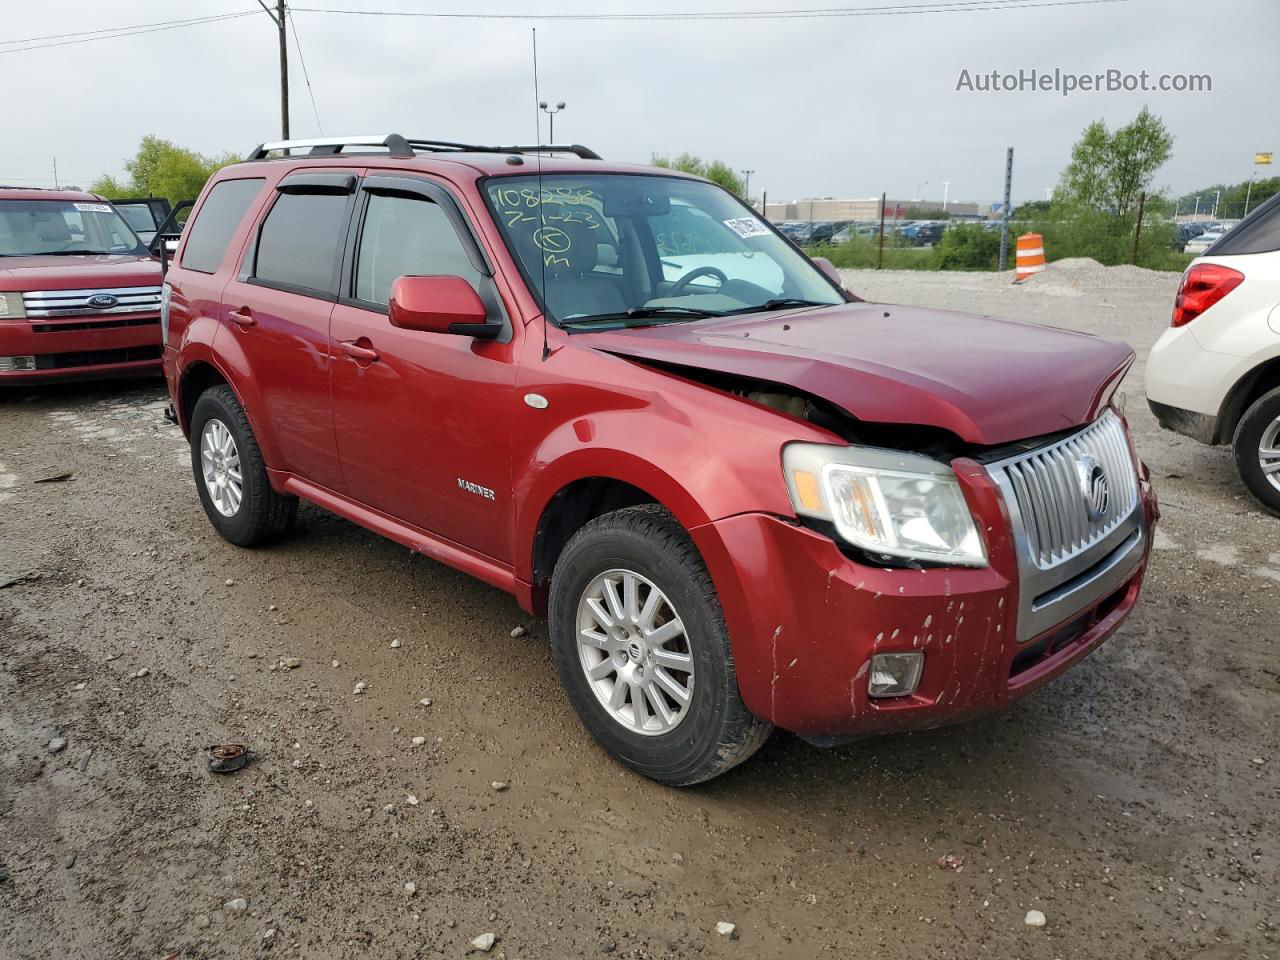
942,181 -> 950,211
257,1 -> 290,138
741,169 -> 755,201
998,147 -> 1013,272
1131,192 -> 1146,265
52,157 -> 59,189
277,0 -> 289,138
760,189 -> 767,217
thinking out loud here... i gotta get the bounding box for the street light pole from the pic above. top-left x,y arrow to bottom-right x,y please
538,101 -> 566,143
915,180 -> 928,202
942,181 -> 950,211
741,169 -> 755,200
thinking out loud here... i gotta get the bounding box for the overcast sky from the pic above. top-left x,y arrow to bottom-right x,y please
4,0 -> 1277,208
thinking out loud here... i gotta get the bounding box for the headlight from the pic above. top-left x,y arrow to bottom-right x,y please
783,442 -> 987,566
0,292 -> 26,320
160,283 -> 172,343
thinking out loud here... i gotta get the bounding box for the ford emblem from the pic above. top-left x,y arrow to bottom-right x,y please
87,294 -> 119,309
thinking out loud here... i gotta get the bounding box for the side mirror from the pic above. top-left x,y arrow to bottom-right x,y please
811,256 -> 860,302
388,275 -> 501,339
812,256 -> 842,287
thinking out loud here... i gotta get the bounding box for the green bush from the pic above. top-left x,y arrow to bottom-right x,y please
806,235 -> 936,270
1021,204 -> 1182,270
933,223 -> 1002,271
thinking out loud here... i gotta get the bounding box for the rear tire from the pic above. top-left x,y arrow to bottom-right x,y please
548,505 -> 771,786
1233,386 -> 1280,517
189,385 -> 297,546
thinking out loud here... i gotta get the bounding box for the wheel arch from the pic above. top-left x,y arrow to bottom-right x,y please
1216,354 -> 1280,444
524,465 -> 708,616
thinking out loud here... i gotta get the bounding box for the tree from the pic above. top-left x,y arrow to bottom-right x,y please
651,153 -> 749,199
91,136 -> 239,204
1057,107 -> 1173,217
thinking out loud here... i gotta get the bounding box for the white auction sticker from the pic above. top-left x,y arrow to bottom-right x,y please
73,202 -> 113,214
723,217 -> 770,239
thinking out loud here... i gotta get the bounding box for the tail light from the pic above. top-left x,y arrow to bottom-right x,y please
1172,263 -> 1244,327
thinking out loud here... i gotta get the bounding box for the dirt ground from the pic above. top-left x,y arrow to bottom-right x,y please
1,260 -> 1276,960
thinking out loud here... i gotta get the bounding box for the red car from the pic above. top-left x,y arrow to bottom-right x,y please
161,135 -> 1158,785
0,187 -> 163,384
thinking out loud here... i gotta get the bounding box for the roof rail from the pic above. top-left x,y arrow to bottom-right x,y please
245,134 -> 601,162
247,134 -> 413,160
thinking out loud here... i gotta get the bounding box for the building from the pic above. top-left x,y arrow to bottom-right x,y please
764,198 -> 980,221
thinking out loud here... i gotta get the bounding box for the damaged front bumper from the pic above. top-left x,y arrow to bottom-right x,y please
691,453 -> 1158,738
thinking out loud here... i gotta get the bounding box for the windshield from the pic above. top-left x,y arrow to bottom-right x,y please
484,174 -> 844,327
114,203 -> 160,241
0,199 -> 146,257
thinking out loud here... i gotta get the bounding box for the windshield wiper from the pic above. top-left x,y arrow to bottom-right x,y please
560,305 -> 724,329
730,298 -> 833,315
32,250 -> 130,257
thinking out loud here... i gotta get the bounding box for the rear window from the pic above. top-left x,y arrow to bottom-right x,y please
181,178 -> 265,274
253,192 -> 350,295
1208,193 -> 1280,256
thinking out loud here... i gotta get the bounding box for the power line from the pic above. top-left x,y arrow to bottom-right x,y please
288,6 -> 325,135
291,0 -> 1138,21
0,11 -> 256,46
0,11 -> 259,55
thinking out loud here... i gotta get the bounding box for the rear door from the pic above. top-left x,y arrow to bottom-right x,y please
218,169 -> 359,490
328,174 -> 517,562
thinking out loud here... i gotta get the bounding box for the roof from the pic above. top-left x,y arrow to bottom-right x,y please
0,186 -> 107,203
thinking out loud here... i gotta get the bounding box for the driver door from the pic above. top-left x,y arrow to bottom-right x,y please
329,175 -> 518,563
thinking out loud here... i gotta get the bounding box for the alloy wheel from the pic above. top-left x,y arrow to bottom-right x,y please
1260,416 -> 1280,493
576,568 -> 695,736
200,418 -> 243,517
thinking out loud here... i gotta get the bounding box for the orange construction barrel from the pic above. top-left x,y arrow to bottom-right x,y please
1014,232 -> 1046,283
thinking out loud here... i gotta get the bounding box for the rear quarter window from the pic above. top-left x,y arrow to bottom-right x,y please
181,178 -> 265,274
1208,193 -> 1280,256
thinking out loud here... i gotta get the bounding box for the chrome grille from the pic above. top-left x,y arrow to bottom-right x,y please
22,286 -> 162,318
993,411 -> 1138,569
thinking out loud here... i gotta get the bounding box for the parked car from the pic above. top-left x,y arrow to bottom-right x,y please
1183,229 -> 1224,256
0,186 -> 163,384
112,197 -> 173,245
1147,192 -> 1280,514
1174,221 -> 1207,252
162,134 -> 1158,785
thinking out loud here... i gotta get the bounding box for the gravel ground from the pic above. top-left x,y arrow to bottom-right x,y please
1,260 -> 1276,959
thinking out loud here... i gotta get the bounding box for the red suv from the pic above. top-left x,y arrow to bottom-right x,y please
0,187 -> 163,384
162,135 -> 1158,785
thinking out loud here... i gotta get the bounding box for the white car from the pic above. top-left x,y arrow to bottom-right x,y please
1183,230 -> 1224,256
1146,193 -> 1280,514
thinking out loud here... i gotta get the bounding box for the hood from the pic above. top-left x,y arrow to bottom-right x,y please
0,254 -> 162,292
582,301 -> 1134,446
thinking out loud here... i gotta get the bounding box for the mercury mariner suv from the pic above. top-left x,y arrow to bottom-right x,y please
0,187 -> 163,384
160,134 -> 1158,785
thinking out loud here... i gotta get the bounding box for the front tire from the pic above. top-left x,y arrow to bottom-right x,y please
548,505 -> 771,786
189,385 -> 297,546
1233,386 -> 1280,517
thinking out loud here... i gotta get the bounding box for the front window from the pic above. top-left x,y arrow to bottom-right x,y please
0,200 -> 146,257
484,174 -> 843,328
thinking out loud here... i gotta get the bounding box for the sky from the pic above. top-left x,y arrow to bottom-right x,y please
3,0 -> 1277,209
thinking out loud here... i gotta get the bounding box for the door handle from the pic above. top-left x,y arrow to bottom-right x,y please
339,339 -> 380,363
227,307 -> 256,328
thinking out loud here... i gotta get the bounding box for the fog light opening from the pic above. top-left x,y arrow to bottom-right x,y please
868,652 -> 924,699
0,356 -> 36,372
